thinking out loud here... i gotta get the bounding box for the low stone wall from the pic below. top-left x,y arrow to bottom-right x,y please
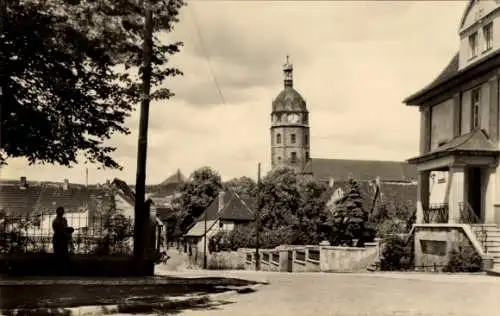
241,242 -> 380,273
189,249 -> 246,270
413,224 -> 486,272
319,242 -> 379,272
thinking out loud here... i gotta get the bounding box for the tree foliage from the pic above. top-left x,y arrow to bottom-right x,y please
1,0 -> 185,168
324,177 -> 376,246
176,167 -> 222,232
293,176 -> 329,245
259,167 -> 301,230
223,176 -> 257,202
380,235 -> 414,271
208,168 -> 331,250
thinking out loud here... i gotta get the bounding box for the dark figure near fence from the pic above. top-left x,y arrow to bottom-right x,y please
52,207 -> 74,262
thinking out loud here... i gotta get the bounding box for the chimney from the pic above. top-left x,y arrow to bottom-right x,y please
63,179 -> 69,191
218,191 -> 226,212
328,177 -> 335,188
20,177 -> 27,188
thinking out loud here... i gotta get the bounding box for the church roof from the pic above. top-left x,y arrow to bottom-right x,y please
272,86 -> 308,112
160,169 -> 187,186
304,158 -> 417,183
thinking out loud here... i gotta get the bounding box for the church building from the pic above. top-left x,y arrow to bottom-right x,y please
270,56 -> 417,206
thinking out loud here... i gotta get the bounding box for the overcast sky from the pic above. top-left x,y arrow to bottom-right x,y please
1,1 -> 467,184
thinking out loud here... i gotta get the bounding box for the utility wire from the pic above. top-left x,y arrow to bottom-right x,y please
188,5 -> 226,106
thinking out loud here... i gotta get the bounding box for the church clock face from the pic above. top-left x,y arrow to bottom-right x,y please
288,113 -> 300,123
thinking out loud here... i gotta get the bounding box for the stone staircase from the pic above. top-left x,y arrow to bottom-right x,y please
470,224 -> 500,269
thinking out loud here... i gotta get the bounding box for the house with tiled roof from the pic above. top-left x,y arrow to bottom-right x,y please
0,177 -> 159,237
0,177 -> 114,235
404,0 -> 500,271
184,190 -> 254,253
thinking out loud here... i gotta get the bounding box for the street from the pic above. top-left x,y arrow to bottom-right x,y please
173,271 -> 500,316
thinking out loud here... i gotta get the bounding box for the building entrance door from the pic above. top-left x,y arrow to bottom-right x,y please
467,167 -> 482,222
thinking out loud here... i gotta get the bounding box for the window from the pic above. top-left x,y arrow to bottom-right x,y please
469,32 -> 478,58
484,23 -> 493,51
291,152 -> 297,163
276,133 -> 281,144
278,156 -> 282,162
471,88 -> 481,130
305,151 -> 309,160
291,133 -> 296,144
304,132 -> 309,144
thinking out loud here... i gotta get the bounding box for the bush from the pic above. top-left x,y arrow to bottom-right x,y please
208,224 -> 295,252
445,242 -> 482,272
376,219 -> 408,237
380,235 -> 414,271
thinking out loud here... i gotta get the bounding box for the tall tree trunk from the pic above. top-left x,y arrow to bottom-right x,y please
133,0 -> 154,261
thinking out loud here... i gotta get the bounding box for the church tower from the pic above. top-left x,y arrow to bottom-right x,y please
270,56 -> 310,173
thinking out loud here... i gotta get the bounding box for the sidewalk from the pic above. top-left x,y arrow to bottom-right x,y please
0,265 -> 269,286
0,283 -> 265,316
0,267 -> 268,314
154,265 -> 270,284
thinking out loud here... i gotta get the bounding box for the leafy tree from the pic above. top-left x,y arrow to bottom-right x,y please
293,177 -> 329,245
259,167 -> 301,230
1,0 -> 185,168
177,167 -> 222,232
223,176 -> 257,201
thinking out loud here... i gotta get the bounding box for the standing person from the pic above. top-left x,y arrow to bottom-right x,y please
52,207 -> 70,260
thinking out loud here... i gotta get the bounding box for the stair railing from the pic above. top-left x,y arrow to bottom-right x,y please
458,202 -> 487,254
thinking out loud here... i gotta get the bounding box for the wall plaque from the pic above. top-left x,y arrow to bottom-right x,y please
420,240 -> 447,256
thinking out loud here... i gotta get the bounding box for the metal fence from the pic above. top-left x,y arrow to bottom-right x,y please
0,213 -> 135,255
423,203 -> 449,223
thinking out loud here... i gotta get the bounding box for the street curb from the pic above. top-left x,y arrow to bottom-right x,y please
0,283 -> 265,315
485,269 -> 500,277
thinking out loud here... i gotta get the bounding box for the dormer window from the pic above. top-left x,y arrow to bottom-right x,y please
471,88 -> 481,130
483,22 -> 493,51
469,32 -> 478,58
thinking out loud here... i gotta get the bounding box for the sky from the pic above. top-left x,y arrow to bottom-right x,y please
0,0 -> 468,185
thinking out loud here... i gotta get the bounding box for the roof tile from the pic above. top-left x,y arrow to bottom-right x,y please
304,158 -> 417,183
